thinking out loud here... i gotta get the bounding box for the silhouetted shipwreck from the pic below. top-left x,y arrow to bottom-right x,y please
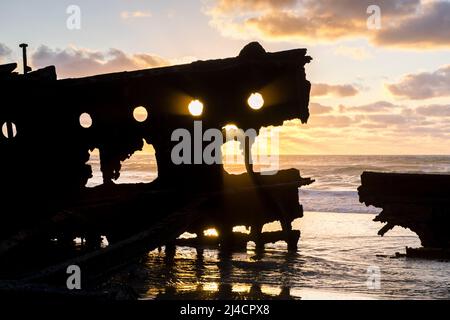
359,172 -> 450,259
0,42 -> 313,296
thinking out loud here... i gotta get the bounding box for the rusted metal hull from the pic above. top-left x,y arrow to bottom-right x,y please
358,171 -> 450,257
0,43 -> 313,297
0,169 -> 312,282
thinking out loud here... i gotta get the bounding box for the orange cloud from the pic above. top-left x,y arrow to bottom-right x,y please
311,83 -> 359,97
309,102 -> 334,115
373,1 -> 450,48
387,65 -> 450,100
416,105 -> 450,117
341,101 -> 402,113
31,45 -> 171,78
205,0 -> 450,48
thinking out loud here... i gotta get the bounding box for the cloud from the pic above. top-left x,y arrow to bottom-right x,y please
31,45 -> 171,78
0,43 -> 12,62
121,11 -> 152,19
281,99 -> 450,153
311,83 -> 359,97
416,104 -> 450,117
308,99 -> 450,131
306,114 -> 356,127
366,114 -> 408,125
210,0 -> 297,13
373,1 -> 450,48
358,123 -> 388,129
309,102 -> 334,114
387,65 -> 450,100
205,0 -> 450,48
342,101 -> 402,113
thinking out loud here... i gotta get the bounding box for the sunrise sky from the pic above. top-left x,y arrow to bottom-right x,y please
1,0 -> 449,154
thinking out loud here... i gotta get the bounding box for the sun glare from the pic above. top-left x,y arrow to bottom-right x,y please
79,113 -> 92,128
188,99 -> 204,116
248,92 -> 264,110
133,106 -> 148,122
203,228 -> 219,237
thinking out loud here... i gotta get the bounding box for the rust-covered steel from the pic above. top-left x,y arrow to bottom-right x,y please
0,42 -> 313,284
358,171 -> 450,255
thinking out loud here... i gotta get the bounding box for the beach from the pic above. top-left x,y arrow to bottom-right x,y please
89,154 -> 450,300
104,211 -> 446,300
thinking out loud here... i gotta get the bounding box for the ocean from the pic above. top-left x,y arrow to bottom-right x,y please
88,154 -> 450,299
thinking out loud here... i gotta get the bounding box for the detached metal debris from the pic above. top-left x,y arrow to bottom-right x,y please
359,172 -> 450,259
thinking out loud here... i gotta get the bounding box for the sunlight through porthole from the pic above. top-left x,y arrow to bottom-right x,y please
188,99 -> 203,116
133,106 -> 148,122
203,228 -> 219,237
1,122 -> 17,138
79,113 -> 92,129
247,92 -> 264,110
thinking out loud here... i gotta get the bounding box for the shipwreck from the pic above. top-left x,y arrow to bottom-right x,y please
359,171 -> 450,259
0,42 -> 313,296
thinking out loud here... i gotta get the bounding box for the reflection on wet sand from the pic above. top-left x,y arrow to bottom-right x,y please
131,243 -> 298,300
105,212 -> 441,300
155,283 -> 294,300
